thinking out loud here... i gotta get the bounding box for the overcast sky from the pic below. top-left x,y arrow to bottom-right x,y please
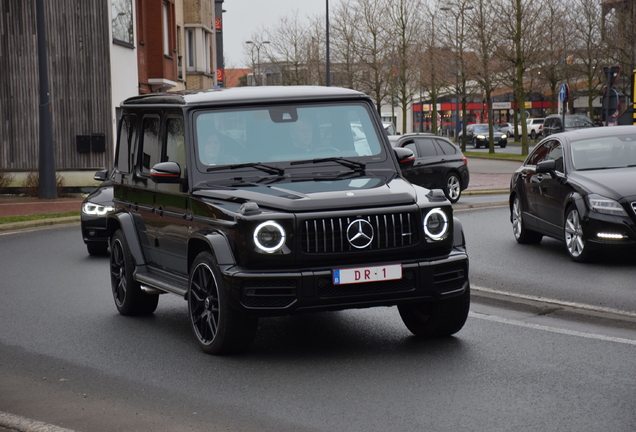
222,0 -> 339,68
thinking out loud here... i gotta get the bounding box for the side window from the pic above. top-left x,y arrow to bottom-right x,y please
404,142 -> 419,157
165,117 -> 186,177
116,114 -> 137,173
546,141 -> 564,173
140,116 -> 161,175
435,139 -> 457,155
527,142 -> 552,166
415,138 -> 438,157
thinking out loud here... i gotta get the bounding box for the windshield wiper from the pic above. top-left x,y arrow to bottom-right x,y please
207,162 -> 285,176
290,157 -> 366,172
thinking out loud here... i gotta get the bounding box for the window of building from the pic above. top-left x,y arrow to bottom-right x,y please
116,115 -> 137,173
186,29 -> 195,69
111,0 -> 134,46
163,2 -> 169,56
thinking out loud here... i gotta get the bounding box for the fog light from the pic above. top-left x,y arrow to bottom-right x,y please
88,230 -> 96,237
597,233 -> 626,240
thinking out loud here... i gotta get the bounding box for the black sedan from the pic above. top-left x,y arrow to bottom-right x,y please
509,126 -> 636,262
389,133 -> 470,203
465,123 -> 508,148
81,170 -> 114,255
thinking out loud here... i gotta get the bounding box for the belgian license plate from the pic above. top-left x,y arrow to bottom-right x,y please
333,264 -> 402,285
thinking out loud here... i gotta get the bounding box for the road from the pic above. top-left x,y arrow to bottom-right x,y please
0,225 -> 635,432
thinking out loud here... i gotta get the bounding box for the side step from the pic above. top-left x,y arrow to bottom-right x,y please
135,265 -> 189,298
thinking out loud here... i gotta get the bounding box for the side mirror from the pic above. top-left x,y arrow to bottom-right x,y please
151,161 -> 182,183
394,147 -> 415,169
536,159 -> 556,176
93,169 -> 108,182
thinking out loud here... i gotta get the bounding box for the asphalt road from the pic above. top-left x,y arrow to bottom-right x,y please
1,225 -> 635,431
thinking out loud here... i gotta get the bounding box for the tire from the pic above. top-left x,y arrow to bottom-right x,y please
398,287 -> 470,337
87,242 -> 108,256
444,173 -> 461,203
499,142 -> 507,149
110,230 -> 159,315
564,206 -> 592,262
530,130 -> 537,140
188,251 -> 258,355
511,195 -> 543,244
473,138 -> 479,149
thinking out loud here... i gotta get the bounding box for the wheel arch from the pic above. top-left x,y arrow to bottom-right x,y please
187,231 -> 236,273
107,212 -> 145,266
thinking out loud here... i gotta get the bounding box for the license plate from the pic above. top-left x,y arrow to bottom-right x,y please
333,264 -> 402,285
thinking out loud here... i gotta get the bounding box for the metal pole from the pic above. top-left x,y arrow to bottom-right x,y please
454,15 -> 459,141
36,0 -> 57,199
326,0 -> 331,86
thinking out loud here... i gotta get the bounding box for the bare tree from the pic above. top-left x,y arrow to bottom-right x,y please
466,0 -> 505,153
495,0 -> 546,155
569,0 -> 605,121
330,0 -> 362,89
352,0 -> 393,116
266,11 -> 311,85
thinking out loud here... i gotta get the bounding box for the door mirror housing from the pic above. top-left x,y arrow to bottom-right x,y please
536,159 -> 557,178
150,161 -> 182,183
394,147 -> 415,169
93,169 -> 108,182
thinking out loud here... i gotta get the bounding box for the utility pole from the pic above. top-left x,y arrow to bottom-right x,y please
36,0 -> 57,199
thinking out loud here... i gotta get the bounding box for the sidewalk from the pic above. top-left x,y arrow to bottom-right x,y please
0,196 -> 83,232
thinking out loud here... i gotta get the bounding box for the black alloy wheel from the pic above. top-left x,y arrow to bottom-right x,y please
188,251 -> 258,355
110,229 -> 159,315
511,195 -> 543,244
398,287 -> 470,337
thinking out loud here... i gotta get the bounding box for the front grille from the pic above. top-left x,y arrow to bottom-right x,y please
241,279 -> 297,308
301,212 -> 418,253
433,262 -> 467,294
317,270 -> 416,298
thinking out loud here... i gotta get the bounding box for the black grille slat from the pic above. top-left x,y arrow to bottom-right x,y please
301,212 -> 417,253
433,263 -> 467,293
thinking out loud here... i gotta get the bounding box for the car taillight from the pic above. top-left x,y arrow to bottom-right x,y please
462,157 -> 467,165
539,125 -> 543,130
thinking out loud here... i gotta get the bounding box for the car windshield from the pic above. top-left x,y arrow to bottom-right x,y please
474,125 -> 490,133
194,103 -> 384,169
565,117 -> 594,128
571,134 -> 636,170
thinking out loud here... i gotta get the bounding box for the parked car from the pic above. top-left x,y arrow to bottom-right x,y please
464,123 -> 508,148
542,114 -> 595,137
517,118 -> 545,140
498,122 -> 515,138
509,126 -> 636,262
388,133 -> 470,203
80,169 -> 114,256
107,86 -> 470,354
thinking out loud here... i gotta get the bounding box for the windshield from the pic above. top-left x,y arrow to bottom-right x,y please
571,134 -> 636,170
194,103 -> 384,169
474,125 -> 490,133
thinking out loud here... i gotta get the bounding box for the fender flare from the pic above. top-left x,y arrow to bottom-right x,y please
108,212 -> 146,266
188,231 -> 237,269
453,216 -> 466,248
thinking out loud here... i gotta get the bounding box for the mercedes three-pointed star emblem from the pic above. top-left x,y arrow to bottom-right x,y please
346,219 -> 374,249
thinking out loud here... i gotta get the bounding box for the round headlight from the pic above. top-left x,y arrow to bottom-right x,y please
423,208 -> 448,241
253,221 -> 286,253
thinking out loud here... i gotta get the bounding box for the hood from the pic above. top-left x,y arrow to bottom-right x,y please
83,182 -> 114,205
193,176 -> 418,212
569,168 -> 636,200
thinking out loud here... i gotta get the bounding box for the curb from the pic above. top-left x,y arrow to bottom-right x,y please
0,411 -> 76,432
471,286 -> 636,331
0,217 -> 80,233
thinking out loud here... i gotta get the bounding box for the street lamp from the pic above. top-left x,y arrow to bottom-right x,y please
246,40 -> 270,86
326,0 -> 330,86
440,5 -> 472,148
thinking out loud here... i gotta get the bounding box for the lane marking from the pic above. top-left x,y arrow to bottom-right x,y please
469,312 -> 636,346
472,285 -> 636,319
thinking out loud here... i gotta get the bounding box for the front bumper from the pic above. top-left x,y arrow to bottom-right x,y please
80,215 -> 109,245
220,250 -> 469,315
583,212 -> 636,247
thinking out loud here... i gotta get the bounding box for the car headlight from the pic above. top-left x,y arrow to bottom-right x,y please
423,208 -> 449,241
476,135 -> 486,139
501,135 -> 507,139
253,221 -> 286,253
82,202 -> 114,216
587,194 -> 627,216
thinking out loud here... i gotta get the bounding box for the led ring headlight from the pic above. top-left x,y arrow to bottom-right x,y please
253,221 -> 286,253
423,208 -> 448,241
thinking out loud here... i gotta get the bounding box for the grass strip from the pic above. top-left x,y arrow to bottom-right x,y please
0,211 -> 80,224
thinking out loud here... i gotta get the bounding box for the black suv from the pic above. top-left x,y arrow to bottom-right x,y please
542,114 -> 594,137
107,86 -> 470,354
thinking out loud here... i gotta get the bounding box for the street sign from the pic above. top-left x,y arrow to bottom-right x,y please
559,84 -> 570,103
